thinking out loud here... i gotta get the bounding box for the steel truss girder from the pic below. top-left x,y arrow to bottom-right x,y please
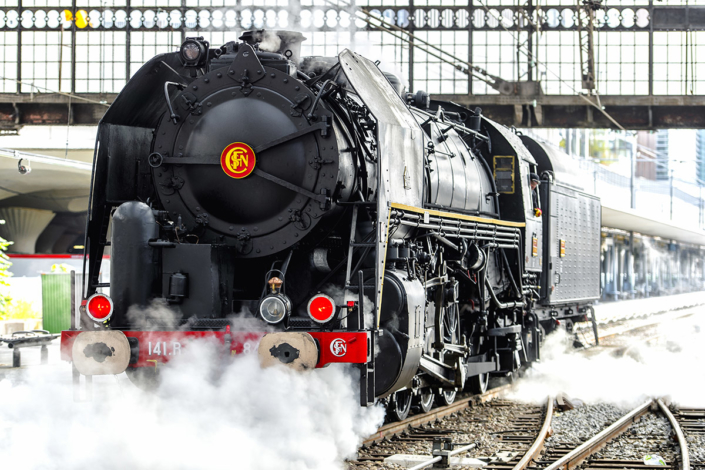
439,94 -> 705,130
3,93 -> 705,130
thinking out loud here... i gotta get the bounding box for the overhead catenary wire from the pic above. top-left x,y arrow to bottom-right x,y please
336,0 -> 549,90
355,0 -> 627,131
354,7 -> 506,86
0,76 -> 111,107
331,0 -> 627,130
471,0 -> 626,130
322,1 -> 499,87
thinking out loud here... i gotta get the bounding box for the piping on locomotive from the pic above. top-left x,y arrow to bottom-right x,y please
60,30 -> 601,417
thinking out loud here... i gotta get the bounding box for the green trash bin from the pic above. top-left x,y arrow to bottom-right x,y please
41,273 -> 72,334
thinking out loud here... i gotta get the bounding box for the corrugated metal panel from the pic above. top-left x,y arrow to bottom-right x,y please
544,184 -> 601,304
42,273 -> 72,333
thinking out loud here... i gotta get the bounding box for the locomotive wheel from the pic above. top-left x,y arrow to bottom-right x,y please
467,372 -> 489,394
415,389 -> 435,413
441,304 -> 461,407
389,390 -> 413,421
437,389 -> 457,407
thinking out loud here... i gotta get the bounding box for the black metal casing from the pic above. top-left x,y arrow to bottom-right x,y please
80,31 -> 602,410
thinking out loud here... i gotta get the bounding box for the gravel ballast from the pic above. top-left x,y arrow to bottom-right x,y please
544,403 -> 628,450
584,413 -> 677,463
348,400 -> 544,469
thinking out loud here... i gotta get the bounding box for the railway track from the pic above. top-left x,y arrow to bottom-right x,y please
349,310 -> 699,469
483,397 -> 553,470
353,391 -> 700,470
350,391 -> 553,470
536,399 -> 691,470
357,310 -> 668,453
362,385 -> 512,447
674,406 -> 705,469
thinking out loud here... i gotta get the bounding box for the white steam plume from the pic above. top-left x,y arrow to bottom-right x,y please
126,298 -> 182,330
258,30 -> 283,53
322,284 -> 376,329
0,339 -> 384,469
507,311 -> 705,408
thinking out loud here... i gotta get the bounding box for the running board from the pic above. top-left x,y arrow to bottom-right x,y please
420,354 -> 499,386
419,355 -> 455,384
466,355 -> 499,376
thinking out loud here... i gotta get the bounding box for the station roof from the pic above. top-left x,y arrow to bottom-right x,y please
602,203 -> 705,246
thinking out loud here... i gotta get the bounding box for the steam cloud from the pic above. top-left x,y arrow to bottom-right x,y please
323,284 -> 376,329
507,309 -> 705,408
258,30 -> 282,53
126,298 -> 183,330
0,337 -> 384,469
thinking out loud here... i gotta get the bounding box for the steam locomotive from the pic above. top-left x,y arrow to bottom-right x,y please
60,30 -> 601,419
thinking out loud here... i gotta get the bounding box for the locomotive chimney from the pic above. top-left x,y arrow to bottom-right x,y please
239,29 -> 306,67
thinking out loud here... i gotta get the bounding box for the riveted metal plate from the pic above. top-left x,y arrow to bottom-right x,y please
151,54 -> 340,257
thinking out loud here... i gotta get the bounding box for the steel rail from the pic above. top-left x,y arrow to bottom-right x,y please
393,395 -> 552,470
407,442 -> 478,470
543,399 -> 654,470
595,310 -> 697,343
362,384 -> 511,446
574,307 -> 698,351
656,399 -> 690,470
511,396 -> 554,470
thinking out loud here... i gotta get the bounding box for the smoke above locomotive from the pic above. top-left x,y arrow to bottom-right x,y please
62,30 -> 601,418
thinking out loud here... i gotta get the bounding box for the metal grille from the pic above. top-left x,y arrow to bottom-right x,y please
414,30 -> 468,94
129,30 -> 181,77
75,30 -> 126,92
20,30 -> 71,93
473,30 -> 529,94
536,31 -> 579,95
0,31 -> 18,92
595,31 -> 649,95
1,1 -> 705,99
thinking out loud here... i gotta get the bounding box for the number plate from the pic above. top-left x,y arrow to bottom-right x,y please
147,341 -> 182,357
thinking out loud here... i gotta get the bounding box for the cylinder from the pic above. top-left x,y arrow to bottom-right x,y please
110,202 -> 157,326
469,107 -> 482,132
467,244 -> 485,271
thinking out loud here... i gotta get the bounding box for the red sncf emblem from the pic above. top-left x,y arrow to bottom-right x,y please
221,142 -> 256,179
